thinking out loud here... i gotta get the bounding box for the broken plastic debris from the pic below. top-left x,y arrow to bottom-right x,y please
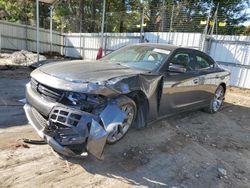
218,167 -> 227,178
86,119 -> 108,159
87,104 -> 126,159
100,103 -> 126,131
18,98 -> 26,104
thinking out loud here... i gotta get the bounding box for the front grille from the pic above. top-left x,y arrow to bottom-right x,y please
31,107 -> 47,127
31,78 -> 64,102
29,106 -> 48,130
48,107 -> 89,145
49,107 -> 82,127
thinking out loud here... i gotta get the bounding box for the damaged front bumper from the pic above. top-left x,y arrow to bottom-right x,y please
24,97 -> 126,159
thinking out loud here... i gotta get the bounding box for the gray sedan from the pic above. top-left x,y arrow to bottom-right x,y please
24,44 -> 230,159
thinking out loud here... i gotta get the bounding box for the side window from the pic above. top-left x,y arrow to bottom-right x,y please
170,52 -> 195,71
195,55 -> 214,69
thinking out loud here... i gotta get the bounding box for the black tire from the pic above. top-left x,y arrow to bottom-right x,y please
204,85 -> 225,113
106,96 -> 137,144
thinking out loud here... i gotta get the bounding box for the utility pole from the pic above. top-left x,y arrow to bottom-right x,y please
140,0 -> 144,43
49,5 -> 53,55
96,0 -> 106,59
25,1 -> 28,50
204,0 -> 213,36
169,4 -> 175,32
161,0 -> 165,32
210,3 -> 219,35
79,0 -> 84,58
201,1 -> 213,52
100,0 -> 106,49
36,0 -> 40,63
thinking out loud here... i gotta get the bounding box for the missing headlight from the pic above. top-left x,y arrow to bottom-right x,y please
63,92 -> 107,113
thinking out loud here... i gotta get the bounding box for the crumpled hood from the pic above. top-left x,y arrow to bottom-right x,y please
39,60 -> 145,83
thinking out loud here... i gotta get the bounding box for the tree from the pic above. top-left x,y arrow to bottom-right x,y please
0,0 -> 249,34
145,0 -> 249,34
243,25 -> 250,35
0,0 -> 34,25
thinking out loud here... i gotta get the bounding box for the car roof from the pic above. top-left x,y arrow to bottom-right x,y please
128,43 -> 199,52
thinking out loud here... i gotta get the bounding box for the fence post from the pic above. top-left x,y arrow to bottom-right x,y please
80,34 -> 84,59
0,31 -> 1,52
82,35 -> 85,59
25,23 -> 28,50
100,0 -> 106,50
61,33 -> 64,56
104,34 -> 108,55
49,5 -> 53,55
207,36 -> 213,54
36,0 -> 40,63
199,33 -> 204,51
202,36 -> 213,54
139,5 -> 144,42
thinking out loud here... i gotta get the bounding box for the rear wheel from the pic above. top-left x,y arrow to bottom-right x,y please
204,85 -> 225,113
106,97 -> 136,144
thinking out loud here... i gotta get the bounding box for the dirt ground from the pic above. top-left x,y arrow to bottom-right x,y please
1,67 -> 250,188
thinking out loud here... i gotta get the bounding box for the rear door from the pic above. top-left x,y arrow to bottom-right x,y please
159,49 -> 205,116
193,51 -> 220,102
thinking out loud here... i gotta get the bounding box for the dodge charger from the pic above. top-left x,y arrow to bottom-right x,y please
24,44 -> 230,159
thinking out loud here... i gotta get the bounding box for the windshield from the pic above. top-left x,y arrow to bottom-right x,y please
100,45 -> 171,71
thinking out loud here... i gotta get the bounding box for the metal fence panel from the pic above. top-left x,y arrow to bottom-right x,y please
63,33 -> 140,59
209,36 -> 250,88
0,20 -> 62,53
63,32 -> 202,59
144,32 -> 202,48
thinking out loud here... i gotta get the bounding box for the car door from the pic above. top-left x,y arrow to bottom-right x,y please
159,49 -> 205,116
193,51 -> 220,103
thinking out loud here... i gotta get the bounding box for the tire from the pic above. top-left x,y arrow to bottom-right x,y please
204,85 -> 225,113
106,96 -> 137,144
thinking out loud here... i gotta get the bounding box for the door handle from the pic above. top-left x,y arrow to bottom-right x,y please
193,79 -> 199,84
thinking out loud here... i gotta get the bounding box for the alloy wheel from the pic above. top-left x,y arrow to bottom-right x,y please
106,103 -> 135,143
212,86 -> 225,112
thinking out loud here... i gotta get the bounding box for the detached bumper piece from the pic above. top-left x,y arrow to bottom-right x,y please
24,102 -> 126,159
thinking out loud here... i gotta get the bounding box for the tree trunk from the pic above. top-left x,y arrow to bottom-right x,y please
79,0 -> 85,32
149,0 -> 159,32
119,0 -> 125,32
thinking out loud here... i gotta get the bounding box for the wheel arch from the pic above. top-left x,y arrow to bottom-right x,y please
127,90 -> 149,129
219,82 -> 227,93
125,76 -> 164,128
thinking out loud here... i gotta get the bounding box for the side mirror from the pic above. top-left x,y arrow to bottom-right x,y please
168,63 -> 186,73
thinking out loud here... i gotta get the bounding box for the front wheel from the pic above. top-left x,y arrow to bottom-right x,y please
204,85 -> 225,113
106,96 -> 136,144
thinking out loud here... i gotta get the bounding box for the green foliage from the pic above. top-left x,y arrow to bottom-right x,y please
144,0 -> 250,34
243,25 -> 250,35
229,24 -> 250,35
0,0 -> 34,24
0,0 -> 249,35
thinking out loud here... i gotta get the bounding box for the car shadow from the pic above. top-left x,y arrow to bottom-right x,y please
62,101 -> 250,187
0,69 -> 29,128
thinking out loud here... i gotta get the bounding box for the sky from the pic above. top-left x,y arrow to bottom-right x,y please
244,21 -> 250,26
243,8 -> 250,26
